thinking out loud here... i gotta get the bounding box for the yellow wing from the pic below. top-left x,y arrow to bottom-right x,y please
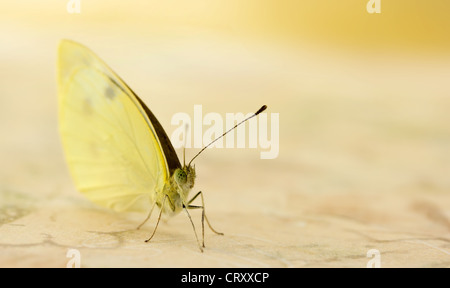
58,40 -> 169,212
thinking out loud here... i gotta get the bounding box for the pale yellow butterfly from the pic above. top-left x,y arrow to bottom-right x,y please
57,39 -> 267,252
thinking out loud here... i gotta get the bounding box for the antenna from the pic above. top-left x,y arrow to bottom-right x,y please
183,123 -> 189,167
187,105 -> 267,166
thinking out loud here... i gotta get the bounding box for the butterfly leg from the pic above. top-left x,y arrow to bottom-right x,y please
188,191 -> 224,236
144,195 -> 168,243
182,206 -> 204,253
137,201 -> 156,230
187,191 -> 224,248
185,204 -> 205,248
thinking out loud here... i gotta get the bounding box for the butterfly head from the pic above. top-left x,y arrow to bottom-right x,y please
174,164 -> 196,190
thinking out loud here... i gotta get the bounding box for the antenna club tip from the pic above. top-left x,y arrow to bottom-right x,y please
255,105 -> 267,115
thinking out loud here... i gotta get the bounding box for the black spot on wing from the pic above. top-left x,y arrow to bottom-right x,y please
105,75 -> 128,97
105,85 -> 116,100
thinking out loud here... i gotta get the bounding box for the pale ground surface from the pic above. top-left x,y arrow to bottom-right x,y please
1,3 -> 450,268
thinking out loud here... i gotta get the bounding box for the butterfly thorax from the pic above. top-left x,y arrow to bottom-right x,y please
156,165 -> 196,215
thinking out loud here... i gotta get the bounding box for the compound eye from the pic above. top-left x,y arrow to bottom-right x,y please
175,169 -> 187,184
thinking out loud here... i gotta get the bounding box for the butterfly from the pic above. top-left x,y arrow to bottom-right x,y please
57,40 -> 267,252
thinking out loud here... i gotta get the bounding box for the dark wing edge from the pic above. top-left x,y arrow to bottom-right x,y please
134,94 -> 182,174
106,74 -> 182,174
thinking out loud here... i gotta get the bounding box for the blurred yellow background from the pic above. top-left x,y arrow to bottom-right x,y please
1,0 -> 449,267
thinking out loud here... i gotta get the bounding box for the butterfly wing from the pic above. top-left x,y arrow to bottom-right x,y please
58,40 -> 174,212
